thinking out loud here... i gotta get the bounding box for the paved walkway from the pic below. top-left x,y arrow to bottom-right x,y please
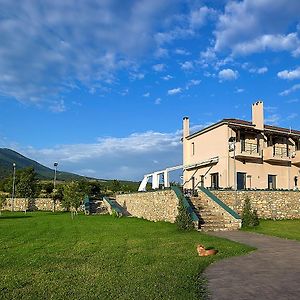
204,231 -> 300,300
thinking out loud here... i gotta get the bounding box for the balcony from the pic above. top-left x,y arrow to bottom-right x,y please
231,141 -> 262,160
263,146 -> 291,163
292,150 -> 300,166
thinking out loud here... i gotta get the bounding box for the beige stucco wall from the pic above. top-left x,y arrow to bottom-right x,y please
183,122 -> 300,190
213,190 -> 300,219
183,124 -> 229,189
116,190 -> 179,223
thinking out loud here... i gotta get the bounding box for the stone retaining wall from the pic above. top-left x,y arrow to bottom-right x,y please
116,190 -> 179,223
2,198 -> 64,211
212,190 -> 300,219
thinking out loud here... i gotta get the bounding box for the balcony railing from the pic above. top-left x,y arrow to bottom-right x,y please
273,146 -> 289,158
232,141 -> 261,160
263,145 -> 291,163
241,142 -> 259,154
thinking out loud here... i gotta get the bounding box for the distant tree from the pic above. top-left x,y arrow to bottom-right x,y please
111,180 -> 121,193
0,194 -> 7,215
44,182 -> 54,194
62,181 -> 85,217
16,167 -> 37,199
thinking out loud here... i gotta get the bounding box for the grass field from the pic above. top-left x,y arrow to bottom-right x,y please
244,219 -> 300,241
0,212 -> 252,300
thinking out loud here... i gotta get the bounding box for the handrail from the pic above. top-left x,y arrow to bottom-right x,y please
199,187 -> 241,219
171,186 -> 199,223
103,196 -> 123,216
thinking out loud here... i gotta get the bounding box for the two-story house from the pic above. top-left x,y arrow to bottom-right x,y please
183,101 -> 300,190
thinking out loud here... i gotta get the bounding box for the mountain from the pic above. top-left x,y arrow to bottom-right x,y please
0,148 -> 85,181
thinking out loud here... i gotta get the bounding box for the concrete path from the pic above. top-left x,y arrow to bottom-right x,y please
204,231 -> 300,300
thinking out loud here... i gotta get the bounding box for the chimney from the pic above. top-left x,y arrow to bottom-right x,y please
252,101 -> 264,130
183,117 -> 190,138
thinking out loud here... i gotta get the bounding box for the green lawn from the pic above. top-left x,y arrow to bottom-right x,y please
244,219 -> 300,241
0,212 -> 252,300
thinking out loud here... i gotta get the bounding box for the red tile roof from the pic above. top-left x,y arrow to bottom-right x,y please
188,118 -> 300,138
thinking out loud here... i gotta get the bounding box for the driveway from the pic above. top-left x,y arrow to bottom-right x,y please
204,231 -> 300,300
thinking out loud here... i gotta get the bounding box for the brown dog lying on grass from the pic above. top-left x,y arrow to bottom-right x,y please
197,244 -> 218,256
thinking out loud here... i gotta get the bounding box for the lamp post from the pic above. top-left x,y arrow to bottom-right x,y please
11,162 -> 16,212
53,162 -> 58,212
53,162 -> 58,189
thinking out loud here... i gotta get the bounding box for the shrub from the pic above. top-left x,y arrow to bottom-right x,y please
175,200 -> 194,231
0,194 -> 7,215
242,198 -> 260,227
111,209 -> 122,218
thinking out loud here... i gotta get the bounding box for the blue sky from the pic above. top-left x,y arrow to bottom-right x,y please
0,0 -> 300,180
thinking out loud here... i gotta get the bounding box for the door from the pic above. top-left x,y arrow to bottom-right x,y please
237,172 -> 246,190
210,173 -> 219,189
268,175 -> 276,190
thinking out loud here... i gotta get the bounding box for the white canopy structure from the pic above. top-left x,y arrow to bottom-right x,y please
138,156 -> 219,191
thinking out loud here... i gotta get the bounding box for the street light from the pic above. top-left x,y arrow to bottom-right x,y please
53,162 -> 58,212
11,162 -> 16,212
53,162 -> 58,189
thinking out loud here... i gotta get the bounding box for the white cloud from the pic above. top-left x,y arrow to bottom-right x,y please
287,113 -> 298,120
155,27 -> 194,46
257,67 -> 268,74
279,84 -> 300,96
249,67 -> 268,74
20,130 -> 183,180
152,64 -> 166,72
230,33 -> 300,56
154,47 -> 169,58
130,72 -> 145,80
214,0 -> 300,56
218,69 -> 238,81
0,0 -> 176,106
186,79 -> 201,89
189,6 -> 216,29
49,99 -> 66,113
154,97 -> 161,105
265,114 -> 281,125
180,61 -> 194,70
235,88 -> 244,93
277,67 -> 300,80
162,75 -> 173,81
167,87 -> 182,95
143,92 -> 150,97
174,48 -> 190,55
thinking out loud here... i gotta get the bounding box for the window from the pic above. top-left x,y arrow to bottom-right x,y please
268,175 -> 276,190
210,173 -> 219,189
191,142 -> 195,155
237,172 -> 246,190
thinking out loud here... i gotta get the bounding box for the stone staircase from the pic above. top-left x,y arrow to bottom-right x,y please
89,199 -> 108,214
189,188 -> 242,232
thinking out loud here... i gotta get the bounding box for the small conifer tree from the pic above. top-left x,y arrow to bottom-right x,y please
175,199 -> 194,231
242,198 -> 260,227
